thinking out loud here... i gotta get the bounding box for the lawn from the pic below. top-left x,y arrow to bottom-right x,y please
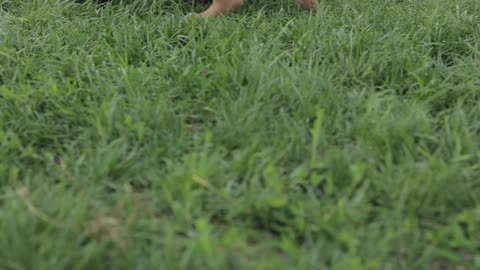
0,0 -> 479,269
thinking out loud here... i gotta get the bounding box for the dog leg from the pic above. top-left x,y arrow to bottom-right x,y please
297,0 -> 319,11
198,0 -> 245,18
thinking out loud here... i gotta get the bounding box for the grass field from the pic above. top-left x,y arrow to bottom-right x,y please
1,0 -> 480,269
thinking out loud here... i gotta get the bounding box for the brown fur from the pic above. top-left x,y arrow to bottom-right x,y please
198,0 -> 319,18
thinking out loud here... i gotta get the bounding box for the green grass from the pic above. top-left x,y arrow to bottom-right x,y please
1,0 -> 480,269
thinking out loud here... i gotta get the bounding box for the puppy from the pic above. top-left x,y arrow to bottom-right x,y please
197,0 -> 319,18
